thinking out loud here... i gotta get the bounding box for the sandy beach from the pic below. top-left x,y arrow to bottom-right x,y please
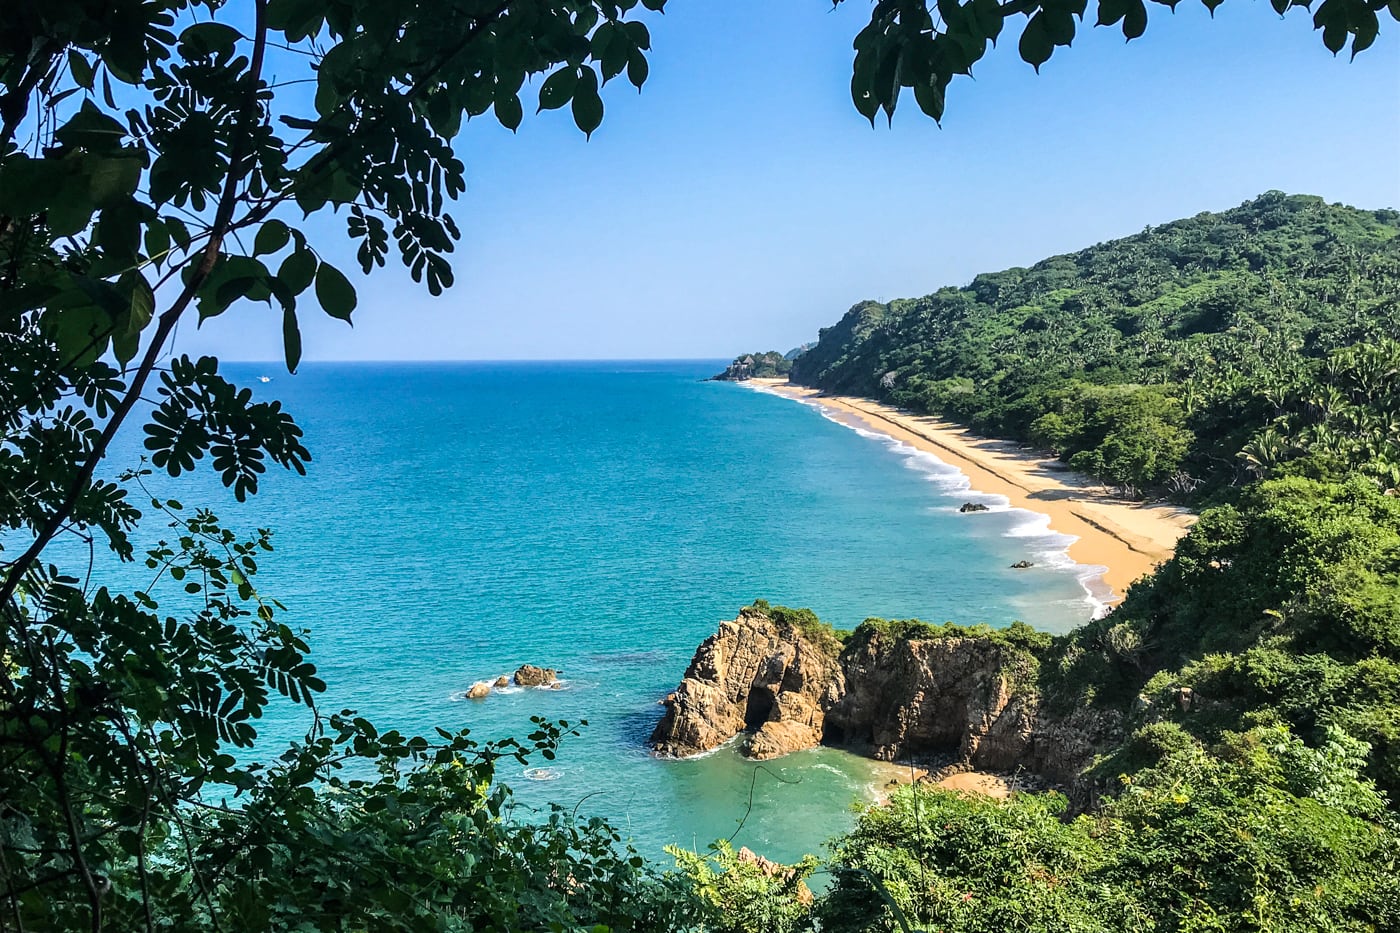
748,379 -> 1195,604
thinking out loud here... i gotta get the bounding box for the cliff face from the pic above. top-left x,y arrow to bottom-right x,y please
652,609 -> 1119,789
823,630 -> 1032,765
650,609 -> 837,760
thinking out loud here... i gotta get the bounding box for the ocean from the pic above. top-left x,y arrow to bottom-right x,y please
80,360 -> 1096,864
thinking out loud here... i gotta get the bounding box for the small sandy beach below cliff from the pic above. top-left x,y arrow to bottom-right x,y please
868,761 -> 1019,801
747,379 -> 1196,605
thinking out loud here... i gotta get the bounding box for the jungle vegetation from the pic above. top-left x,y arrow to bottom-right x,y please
726,194 -> 1400,931
791,193 -> 1400,497
2,0 -> 1397,930
778,471 -> 1400,931
713,351 -> 793,380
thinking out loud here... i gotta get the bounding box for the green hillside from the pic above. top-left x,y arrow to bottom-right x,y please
700,193 -> 1400,931
792,192 -> 1400,495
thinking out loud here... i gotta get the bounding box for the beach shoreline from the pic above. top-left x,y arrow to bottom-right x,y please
745,379 -> 1195,606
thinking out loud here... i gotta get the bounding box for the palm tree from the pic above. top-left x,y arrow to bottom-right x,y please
1238,427 -> 1291,479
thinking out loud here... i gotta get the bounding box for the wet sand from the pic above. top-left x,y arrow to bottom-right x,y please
748,380 -> 1195,604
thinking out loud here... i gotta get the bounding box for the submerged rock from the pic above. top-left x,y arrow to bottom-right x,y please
1010,560 -> 1034,569
959,502 -> 990,513
466,681 -> 491,699
514,664 -> 559,687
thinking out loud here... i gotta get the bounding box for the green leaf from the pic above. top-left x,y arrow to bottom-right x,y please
627,49 -> 649,90
572,68 -> 603,138
86,154 -> 143,207
624,20 -> 651,50
1019,15 -> 1055,70
538,67 -> 579,111
179,22 -> 242,58
112,328 -> 139,366
913,80 -> 946,123
494,93 -> 523,131
851,70 -> 880,126
0,156 -> 70,217
278,247 -> 318,295
96,199 -> 141,261
254,220 -> 291,257
266,0 -> 325,42
1044,9 -> 1077,46
68,51 -> 95,91
282,307 -> 302,373
54,100 -> 127,153
1123,0 -> 1148,39
44,303 -> 111,366
314,263 -> 357,322
1351,11 -> 1379,58
1098,0 -> 1130,26
969,0 -> 1006,42
121,270 -> 155,335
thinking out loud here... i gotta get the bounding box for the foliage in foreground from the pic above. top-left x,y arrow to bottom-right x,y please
818,736 -> 1399,933
2,1 -> 695,928
668,840 -> 818,933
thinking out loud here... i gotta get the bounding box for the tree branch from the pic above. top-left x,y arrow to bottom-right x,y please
0,1 -> 272,609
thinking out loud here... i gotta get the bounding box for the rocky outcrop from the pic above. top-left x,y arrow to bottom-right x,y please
711,351 -> 793,382
514,664 -> 559,687
959,502 -> 989,513
822,629 -> 1037,767
466,681 -> 491,699
653,609 -> 1118,793
650,608 -> 838,759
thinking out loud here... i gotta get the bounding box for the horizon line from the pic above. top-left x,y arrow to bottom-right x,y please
225,357 -> 738,365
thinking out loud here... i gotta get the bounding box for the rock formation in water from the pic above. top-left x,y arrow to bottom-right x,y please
514,664 -> 559,687
958,502 -> 989,513
650,607 -> 838,760
466,681 -> 491,699
652,607 -> 1121,792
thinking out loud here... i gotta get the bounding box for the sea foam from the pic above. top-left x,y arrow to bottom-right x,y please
787,392 -> 1115,621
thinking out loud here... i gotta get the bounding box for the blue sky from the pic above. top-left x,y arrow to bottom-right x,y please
181,1 -> 1400,363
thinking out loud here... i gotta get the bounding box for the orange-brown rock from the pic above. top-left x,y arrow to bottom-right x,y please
649,608 -> 839,759
652,607 -> 1121,799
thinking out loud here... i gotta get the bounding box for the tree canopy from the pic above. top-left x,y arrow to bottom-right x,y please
838,0 -> 1397,125
791,193 -> 1400,495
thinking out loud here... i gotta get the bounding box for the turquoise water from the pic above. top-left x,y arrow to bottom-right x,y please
79,361 -> 1094,863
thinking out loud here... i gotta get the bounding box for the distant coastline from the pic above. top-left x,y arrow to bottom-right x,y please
743,378 -> 1195,606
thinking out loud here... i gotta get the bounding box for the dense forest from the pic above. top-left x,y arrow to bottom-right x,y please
791,192 -> 1400,496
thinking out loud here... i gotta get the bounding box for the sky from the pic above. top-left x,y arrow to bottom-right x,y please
178,1 -> 1400,363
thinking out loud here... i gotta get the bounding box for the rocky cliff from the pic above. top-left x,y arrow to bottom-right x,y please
652,607 -> 1120,788
650,607 -> 838,760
